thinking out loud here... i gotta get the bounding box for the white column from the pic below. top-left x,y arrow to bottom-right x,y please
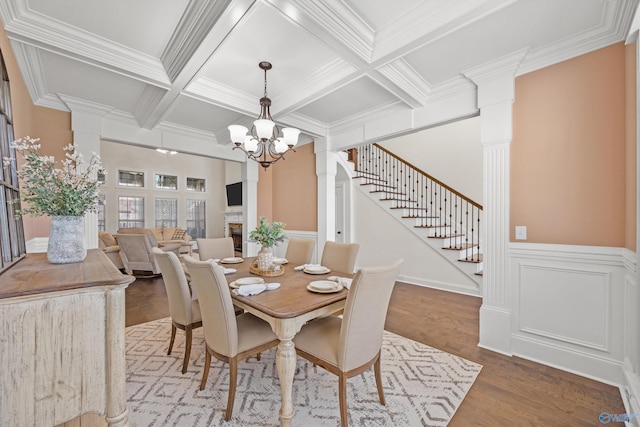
464,51 -> 525,355
59,96 -> 113,250
315,138 -> 338,257
242,160 -> 259,257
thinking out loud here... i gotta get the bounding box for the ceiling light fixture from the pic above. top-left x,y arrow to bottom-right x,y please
156,148 -> 177,155
229,61 -> 300,170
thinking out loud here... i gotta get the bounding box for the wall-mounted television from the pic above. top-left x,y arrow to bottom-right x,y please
226,182 -> 242,206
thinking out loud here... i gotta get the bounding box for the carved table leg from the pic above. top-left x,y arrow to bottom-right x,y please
274,319 -> 297,427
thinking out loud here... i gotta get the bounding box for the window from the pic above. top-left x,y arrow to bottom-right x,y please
97,170 -> 106,185
118,196 -> 144,228
118,170 -> 144,187
186,199 -> 206,239
155,173 -> 178,190
155,198 -> 177,228
186,177 -> 205,192
97,194 -> 106,231
0,51 -> 25,271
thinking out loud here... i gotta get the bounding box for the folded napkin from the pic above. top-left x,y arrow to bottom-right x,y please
235,282 -> 281,296
294,263 -> 320,271
328,276 -> 353,289
236,284 -> 267,296
205,258 -> 221,263
223,268 -> 237,274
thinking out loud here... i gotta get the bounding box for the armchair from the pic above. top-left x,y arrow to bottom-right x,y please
116,232 -> 181,276
98,231 -> 124,270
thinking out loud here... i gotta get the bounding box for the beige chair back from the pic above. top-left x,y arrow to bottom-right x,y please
339,259 -> 403,371
116,233 -> 160,274
152,247 -> 195,326
183,256 -> 238,357
321,241 -> 360,273
197,237 -> 234,261
118,227 -> 159,247
285,238 -> 315,265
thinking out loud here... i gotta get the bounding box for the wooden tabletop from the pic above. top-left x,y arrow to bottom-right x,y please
0,249 -> 135,299
223,258 -> 350,319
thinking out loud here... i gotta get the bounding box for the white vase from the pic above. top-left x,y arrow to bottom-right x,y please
257,246 -> 274,270
47,216 -> 87,264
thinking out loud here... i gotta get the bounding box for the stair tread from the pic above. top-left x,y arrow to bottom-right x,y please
428,233 -> 464,238
459,254 -> 483,263
442,243 -> 477,250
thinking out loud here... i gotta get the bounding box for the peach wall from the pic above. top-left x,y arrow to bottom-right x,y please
511,43 -> 627,247
625,42 -> 637,251
0,19 -> 72,240
257,166 -> 273,221
262,142 -> 317,231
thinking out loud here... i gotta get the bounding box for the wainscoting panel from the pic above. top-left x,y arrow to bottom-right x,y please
510,243 -> 628,385
518,263 -> 610,351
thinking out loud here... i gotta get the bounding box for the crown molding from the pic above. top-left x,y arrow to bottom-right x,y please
428,76 -> 477,102
328,100 -> 405,136
7,41 -> 65,108
377,59 -> 431,106
463,48 -> 528,85
133,85 -> 171,129
185,77 -> 256,115
279,112 -> 327,138
4,8 -> 170,88
518,0 -> 637,76
283,0 -> 374,62
161,0 -> 242,81
58,94 -> 114,116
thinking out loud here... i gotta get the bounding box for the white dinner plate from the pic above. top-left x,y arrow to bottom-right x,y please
309,280 -> 338,291
272,258 -> 289,265
303,265 -> 331,275
229,277 -> 264,288
307,282 -> 343,293
220,257 -> 244,264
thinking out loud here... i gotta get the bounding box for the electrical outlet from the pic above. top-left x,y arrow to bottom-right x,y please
515,226 -> 527,240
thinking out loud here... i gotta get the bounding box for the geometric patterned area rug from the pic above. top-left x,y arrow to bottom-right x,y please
126,317 -> 482,426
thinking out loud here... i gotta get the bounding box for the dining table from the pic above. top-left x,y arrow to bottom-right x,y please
219,257 -> 351,427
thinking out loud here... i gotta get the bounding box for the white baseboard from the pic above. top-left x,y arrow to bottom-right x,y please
397,274 -> 481,297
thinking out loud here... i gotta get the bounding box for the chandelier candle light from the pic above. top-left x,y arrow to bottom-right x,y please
229,61 -> 300,170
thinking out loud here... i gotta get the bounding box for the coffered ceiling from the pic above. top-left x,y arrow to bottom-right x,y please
0,0 -> 637,155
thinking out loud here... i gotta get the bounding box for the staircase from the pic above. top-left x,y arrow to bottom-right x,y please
351,144 -> 483,286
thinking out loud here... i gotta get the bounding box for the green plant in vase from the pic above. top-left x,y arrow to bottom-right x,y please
249,216 -> 287,270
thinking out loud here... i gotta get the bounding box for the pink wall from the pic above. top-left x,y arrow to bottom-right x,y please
625,42 -> 637,251
511,42 -> 631,248
0,19 -> 72,241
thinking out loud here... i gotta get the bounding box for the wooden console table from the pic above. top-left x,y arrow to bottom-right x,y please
0,249 -> 135,427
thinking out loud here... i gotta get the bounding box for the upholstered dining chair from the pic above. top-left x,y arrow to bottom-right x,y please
151,247 -> 202,374
182,255 -> 279,421
293,259 -> 403,427
320,241 -> 360,273
196,237 -> 235,261
284,237 -> 315,265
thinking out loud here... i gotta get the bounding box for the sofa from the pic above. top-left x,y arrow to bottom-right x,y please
117,227 -> 192,254
98,231 -> 125,270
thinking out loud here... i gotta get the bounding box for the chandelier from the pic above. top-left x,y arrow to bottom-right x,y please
228,61 -> 300,169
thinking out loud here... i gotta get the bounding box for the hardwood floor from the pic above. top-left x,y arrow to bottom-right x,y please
125,278 -> 626,425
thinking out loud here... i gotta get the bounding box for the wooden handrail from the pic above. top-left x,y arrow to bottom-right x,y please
372,143 -> 483,210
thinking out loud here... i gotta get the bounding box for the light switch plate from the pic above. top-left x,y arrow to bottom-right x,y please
515,226 -> 527,240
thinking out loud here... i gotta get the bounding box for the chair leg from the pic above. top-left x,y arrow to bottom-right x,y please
200,349 -> 211,390
225,357 -> 238,421
338,374 -> 348,427
168,324 -> 177,355
374,356 -> 385,406
256,352 -> 261,361
182,325 -> 192,374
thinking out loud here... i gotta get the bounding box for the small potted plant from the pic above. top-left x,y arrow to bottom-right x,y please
249,216 -> 287,271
